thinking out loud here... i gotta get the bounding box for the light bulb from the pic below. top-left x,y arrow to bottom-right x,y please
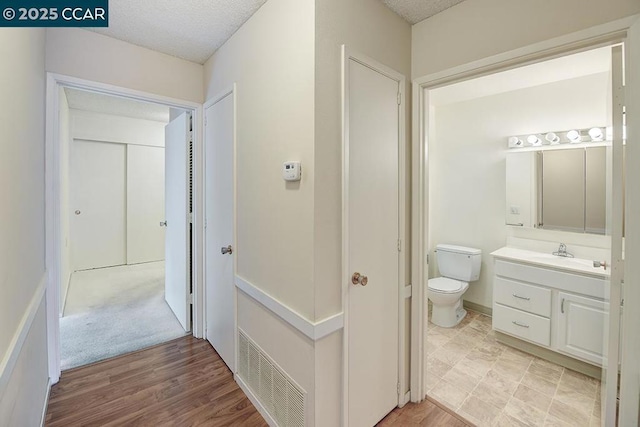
545,132 -> 560,144
508,136 -> 523,147
588,127 -> 603,141
527,134 -> 541,146
567,130 -> 581,143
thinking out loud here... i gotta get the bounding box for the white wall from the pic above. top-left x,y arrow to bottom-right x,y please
0,28 -> 49,425
46,28 -> 204,103
411,0 -> 640,78
71,110 -> 166,147
59,88 -> 72,314
429,72 -> 609,308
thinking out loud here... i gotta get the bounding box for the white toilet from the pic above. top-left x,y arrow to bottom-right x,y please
428,244 -> 482,328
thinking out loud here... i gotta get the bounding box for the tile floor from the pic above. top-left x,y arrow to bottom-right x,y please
426,309 -> 602,426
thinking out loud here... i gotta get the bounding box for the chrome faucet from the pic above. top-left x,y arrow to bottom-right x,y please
553,243 -> 574,258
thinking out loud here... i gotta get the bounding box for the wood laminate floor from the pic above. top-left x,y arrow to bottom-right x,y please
46,335 -> 474,426
378,397 -> 473,426
45,336 -> 266,426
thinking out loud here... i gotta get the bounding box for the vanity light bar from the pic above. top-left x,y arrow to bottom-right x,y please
507,127 -> 607,148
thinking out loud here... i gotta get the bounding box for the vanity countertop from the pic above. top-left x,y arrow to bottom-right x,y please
491,246 -> 610,278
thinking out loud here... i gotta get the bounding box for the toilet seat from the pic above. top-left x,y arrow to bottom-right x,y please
428,277 -> 467,294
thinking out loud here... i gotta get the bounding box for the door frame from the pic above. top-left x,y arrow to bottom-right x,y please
341,46 -> 408,426
410,14 -> 639,413
202,84 -> 237,372
45,72 -> 204,384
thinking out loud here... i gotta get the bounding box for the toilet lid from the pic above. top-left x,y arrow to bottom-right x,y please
428,277 -> 465,293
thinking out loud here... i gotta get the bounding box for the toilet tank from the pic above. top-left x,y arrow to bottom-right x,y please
436,244 -> 482,282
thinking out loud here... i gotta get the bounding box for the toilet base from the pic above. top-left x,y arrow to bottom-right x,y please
430,299 -> 467,328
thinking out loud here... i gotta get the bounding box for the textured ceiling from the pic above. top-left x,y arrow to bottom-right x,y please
381,0 -> 466,24
64,88 -> 172,122
87,0 -> 267,64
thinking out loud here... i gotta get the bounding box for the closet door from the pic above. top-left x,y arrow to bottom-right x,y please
127,145 -> 165,264
70,139 -> 126,270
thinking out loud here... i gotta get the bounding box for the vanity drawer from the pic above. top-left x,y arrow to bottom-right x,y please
493,304 -> 551,347
494,259 -> 603,298
494,277 -> 551,317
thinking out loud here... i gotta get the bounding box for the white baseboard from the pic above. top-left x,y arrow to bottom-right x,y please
235,275 -> 343,341
235,374 -> 278,427
0,274 -> 47,398
40,378 -> 52,427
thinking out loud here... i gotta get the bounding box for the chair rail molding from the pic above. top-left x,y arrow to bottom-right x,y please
0,273 -> 47,397
235,275 -> 343,341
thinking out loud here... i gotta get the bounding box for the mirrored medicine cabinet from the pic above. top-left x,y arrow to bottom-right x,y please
505,144 -> 621,235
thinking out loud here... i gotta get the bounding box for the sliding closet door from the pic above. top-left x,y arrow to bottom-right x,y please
127,145 -> 166,264
70,139 -> 127,270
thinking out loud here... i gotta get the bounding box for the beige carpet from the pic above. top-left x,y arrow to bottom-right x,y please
60,261 -> 187,370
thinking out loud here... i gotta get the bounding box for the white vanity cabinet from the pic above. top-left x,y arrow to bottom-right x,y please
491,247 -> 608,367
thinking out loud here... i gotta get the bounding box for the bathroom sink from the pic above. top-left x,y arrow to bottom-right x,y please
490,247 -> 609,277
527,253 -> 596,269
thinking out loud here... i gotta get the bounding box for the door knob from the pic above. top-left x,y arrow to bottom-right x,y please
351,272 -> 368,286
75,210 -> 81,215
221,245 -> 233,255
159,221 -> 167,227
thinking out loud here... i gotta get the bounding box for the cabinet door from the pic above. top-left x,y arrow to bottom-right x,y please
557,292 -> 606,365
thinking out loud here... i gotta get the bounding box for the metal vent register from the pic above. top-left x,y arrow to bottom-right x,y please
237,330 -> 305,426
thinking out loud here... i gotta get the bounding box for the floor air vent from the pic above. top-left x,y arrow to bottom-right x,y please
238,329 -> 305,426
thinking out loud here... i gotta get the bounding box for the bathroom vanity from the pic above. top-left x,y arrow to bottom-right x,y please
491,246 -> 610,368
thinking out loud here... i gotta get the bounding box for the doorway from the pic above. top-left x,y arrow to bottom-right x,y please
45,74 -> 203,383
58,88 -> 191,370
413,33 -> 637,426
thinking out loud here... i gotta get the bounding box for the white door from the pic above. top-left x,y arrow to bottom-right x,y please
164,112 -> 190,331
127,145 -> 165,264
70,139 -> 126,271
617,20 -> 640,424
205,92 -> 235,371
600,44 -> 625,426
347,58 -> 400,427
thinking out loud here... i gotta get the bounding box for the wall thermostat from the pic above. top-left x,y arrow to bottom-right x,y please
283,161 -> 301,181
